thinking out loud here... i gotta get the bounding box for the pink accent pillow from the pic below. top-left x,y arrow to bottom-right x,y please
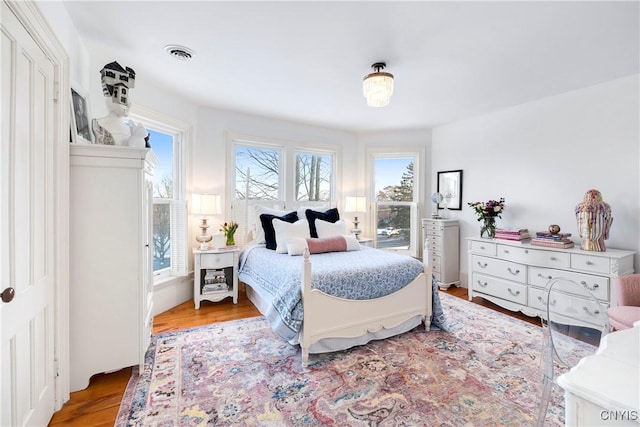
306,236 -> 347,254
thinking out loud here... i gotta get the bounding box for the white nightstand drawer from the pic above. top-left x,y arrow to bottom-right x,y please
470,240 -> 496,256
472,255 -> 526,284
571,254 -> 610,274
472,272 -> 527,305
200,252 -> 234,269
497,244 -> 569,269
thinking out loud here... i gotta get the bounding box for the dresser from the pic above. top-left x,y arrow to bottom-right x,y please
422,219 -> 460,289
70,145 -> 157,391
467,238 -> 634,319
558,322 -> 639,426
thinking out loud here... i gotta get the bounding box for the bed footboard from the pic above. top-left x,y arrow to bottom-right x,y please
299,249 -> 432,367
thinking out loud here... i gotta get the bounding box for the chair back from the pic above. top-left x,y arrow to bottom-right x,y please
535,277 -> 610,426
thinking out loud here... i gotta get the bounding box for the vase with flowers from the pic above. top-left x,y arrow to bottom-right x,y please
220,221 -> 238,246
467,198 -> 505,239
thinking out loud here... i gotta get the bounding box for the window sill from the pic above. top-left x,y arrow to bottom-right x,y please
154,273 -> 191,290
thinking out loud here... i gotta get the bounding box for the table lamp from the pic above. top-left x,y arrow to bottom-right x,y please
192,193 -> 221,249
345,196 -> 367,239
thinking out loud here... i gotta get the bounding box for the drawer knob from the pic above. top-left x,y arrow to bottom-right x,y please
480,246 -> 485,250
507,288 -> 520,296
503,249 -> 509,254
477,261 -> 488,268
583,306 -> 600,316
507,267 -> 520,275
586,261 -> 594,266
524,249 -> 529,254
550,256 -> 557,261
477,280 -> 488,288
581,281 -> 599,291
538,273 -> 553,280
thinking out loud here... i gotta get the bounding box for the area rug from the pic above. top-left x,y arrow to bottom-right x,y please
116,293 -> 595,426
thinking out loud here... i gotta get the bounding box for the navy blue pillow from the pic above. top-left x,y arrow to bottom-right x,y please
305,208 -> 340,238
260,211 -> 299,250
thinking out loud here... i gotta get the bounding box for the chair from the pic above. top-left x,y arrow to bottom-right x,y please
607,274 -> 640,330
535,278 -> 610,427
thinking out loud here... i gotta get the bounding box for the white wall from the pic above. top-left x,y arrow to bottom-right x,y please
432,75 -> 640,286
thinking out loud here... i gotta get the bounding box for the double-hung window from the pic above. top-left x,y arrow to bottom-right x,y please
369,150 -> 421,257
130,106 -> 189,282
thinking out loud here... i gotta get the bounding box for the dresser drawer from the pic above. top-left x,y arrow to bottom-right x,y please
424,222 -> 443,237
470,240 -> 496,256
570,253 -> 610,274
529,266 -> 609,302
472,255 -> 526,283
497,244 -> 569,269
200,252 -> 234,269
472,273 -> 527,305
429,254 -> 441,272
427,235 -> 442,248
530,285 -> 608,326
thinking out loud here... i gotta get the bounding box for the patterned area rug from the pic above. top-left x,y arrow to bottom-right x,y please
116,292 -> 595,426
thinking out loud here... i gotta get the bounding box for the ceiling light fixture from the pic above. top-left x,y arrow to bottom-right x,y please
164,44 -> 196,61
363,62 -> 394,107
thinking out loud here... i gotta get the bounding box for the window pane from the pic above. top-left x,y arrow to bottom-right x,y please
376,204 -> 411,249
295,152 -> 331,201
153,203 -> 171,271
374,158 -> 414,202
148,129 -> 173,198
235,146 -> 280,200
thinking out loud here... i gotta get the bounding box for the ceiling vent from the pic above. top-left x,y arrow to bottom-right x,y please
164,45 -> 196,61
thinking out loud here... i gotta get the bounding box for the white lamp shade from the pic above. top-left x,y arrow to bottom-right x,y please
345,196 -> 367,213
192,193 -> 221,216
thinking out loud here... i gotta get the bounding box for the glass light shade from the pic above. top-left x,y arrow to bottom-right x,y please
345,196 -> 367,213
363,72 -> 394,107
192,193 -> 221,216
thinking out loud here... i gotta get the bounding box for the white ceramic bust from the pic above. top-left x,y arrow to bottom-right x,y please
92,98 -> 131,146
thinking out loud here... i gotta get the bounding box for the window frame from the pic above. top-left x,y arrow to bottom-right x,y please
367,148 -> 423,257
129,105 -> 190,283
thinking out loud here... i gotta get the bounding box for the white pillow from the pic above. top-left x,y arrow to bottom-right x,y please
272,218 -> 310,253
315,219 -> 347,238
253,206 -> 296,244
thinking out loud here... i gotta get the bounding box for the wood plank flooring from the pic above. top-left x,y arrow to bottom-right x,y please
49,285 -> 538,426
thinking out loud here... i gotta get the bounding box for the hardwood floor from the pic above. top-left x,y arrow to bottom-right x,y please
49,285 -> 537,426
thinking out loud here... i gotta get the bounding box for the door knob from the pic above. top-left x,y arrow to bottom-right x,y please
1,287 -> 15,303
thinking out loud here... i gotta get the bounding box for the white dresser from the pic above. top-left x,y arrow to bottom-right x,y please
422,219 -> 460,289
558,322 -> 640,426
70,145 -> 157,391
467,238 -> 634,318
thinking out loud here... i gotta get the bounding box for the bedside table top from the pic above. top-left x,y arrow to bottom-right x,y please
193,246 -> 240,254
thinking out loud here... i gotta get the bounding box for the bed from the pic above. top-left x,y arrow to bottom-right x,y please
238,241 -> 439,367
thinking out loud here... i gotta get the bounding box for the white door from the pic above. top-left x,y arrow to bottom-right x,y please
1,2 -> 57,425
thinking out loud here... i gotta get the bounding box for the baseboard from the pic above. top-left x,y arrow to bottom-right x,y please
153,275 -> 193,315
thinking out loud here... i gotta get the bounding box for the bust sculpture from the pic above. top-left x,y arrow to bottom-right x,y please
575,189 -> 612,251
92,61 -> 146,147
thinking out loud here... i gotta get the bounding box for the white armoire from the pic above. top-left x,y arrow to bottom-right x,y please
69,144 -> 157,391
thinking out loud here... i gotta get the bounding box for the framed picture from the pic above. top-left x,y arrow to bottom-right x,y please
70,85 -> 92,143
436,169 -> 463,210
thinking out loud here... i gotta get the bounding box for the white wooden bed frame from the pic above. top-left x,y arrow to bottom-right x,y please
299,248 -> 432,367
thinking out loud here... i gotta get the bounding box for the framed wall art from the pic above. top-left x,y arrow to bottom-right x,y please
436,169 -> 463,210
70,85 -> 92,143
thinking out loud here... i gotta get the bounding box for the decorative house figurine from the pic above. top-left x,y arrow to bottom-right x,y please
575,189 -> 612,251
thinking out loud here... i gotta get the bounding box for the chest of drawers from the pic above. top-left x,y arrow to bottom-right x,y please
467,238 -> 634,318
422,219 -> 460,289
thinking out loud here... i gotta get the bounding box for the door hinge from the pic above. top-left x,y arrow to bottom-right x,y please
53,82 -> 59,103
54,358 -> 60,378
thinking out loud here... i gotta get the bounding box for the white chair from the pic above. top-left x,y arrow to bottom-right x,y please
535,277 -> 610,427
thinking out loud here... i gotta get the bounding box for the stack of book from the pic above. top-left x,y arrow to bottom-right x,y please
202,269 -> 228,294
531,231 -> 574,249
494,228 -> 531,243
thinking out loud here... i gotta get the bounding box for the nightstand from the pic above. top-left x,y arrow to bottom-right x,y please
357,236 -> 374,247
193,247 -> 239,309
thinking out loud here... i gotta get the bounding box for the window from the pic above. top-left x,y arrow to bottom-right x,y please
229,136 -> 337,245
130,106 -> 189,282
370,151 -> 421,257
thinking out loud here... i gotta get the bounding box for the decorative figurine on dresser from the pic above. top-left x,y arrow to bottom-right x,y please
575,189 -> 613,251
422,218 -> 460,289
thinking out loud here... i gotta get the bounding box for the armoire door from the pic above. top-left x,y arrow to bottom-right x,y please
1,2 -> 57,425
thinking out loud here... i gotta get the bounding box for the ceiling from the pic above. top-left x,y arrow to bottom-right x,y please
62,1 -> 639,133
